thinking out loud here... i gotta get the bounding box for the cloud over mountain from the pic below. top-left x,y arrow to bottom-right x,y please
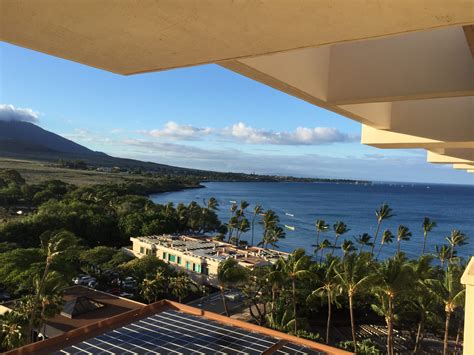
0,104 -> 39,123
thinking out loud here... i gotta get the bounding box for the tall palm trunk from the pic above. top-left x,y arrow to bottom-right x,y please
443,311 -> 451,355
220,286 -> 230,316
397,240 -> 401,254
376,243 -> 383,260
422,232 -> 427,255
319,248 -> 324,264
414,317 -> 425,354
326,292 -> 332,344
316,231 -> 320,251
387,297 -> 394,355
348,292 -> 357,353
27,259 -> 51,343
292,278 -> 297,333
330,235 -> 340,256
371,222 -> 381,255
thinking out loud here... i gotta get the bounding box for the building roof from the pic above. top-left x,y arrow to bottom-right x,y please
7,300 -> 351,355
43,286 -> 145,337
134,234 -> 288,264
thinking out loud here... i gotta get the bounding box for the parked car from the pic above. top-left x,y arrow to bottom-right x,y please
225,291 -> 243,302
119,292 -> 134,298
120,277 -> 137,289
72,275 -> 97,286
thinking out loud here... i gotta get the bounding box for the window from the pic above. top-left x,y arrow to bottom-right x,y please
163,252 -> 167,260
203,267 -> 209,275
169,254 -> 176,262
196,264 -> 201,273
139,247 -> 144,254
146,248 -> 151,255
185,261 -> 191,270
177,256 -> 181,265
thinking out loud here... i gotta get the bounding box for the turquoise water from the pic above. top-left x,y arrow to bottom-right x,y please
151,182 -> 474,260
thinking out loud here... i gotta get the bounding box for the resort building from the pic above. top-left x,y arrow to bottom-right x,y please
129,235 -> 288,285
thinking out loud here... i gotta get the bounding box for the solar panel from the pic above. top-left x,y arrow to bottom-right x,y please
55,310 -> 287,355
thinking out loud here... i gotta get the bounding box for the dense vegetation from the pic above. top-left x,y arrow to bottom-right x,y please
0,169 -> 469,354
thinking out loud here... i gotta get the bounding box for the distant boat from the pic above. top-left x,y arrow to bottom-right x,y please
284,225 -> 295,231
229,200 -> 237,204
285,213 -> 294,217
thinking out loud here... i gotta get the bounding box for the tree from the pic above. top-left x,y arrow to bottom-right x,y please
371,204 -> 395,255
336,253 -> 374,353
217,258 -> 248,316
314,219 -> 329,252
169,273 -> 198,303
317,239 -> 332,264
250,205 -> 263,246
408,255 -> 439,354
330,221 -> 349,256
278,249 -> 311,333
309,258 -> 340,344
341,239 -> 356,255
354,233 -> 373,255
426,263 -> 465,355
376,229 -> 393,260
140,278 -> 163,303
445,230 -> 467,260
396,225 -> 412,254
371,257 -> 413,355
0,311 -> 27,351
436,244 -> 452,268
421,217 -> 437,255
26,231 -> 78,343
259,210 -> 279,248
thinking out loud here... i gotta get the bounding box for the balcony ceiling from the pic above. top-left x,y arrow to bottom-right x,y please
1,1 -> 473,172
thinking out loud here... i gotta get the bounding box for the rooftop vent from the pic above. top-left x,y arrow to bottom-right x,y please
60,296 -> 105,319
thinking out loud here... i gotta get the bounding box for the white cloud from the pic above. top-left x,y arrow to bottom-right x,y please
224,122 -> 358,145
0,104 -> 40,123
139,121 -> 358,145
138,121 -> 213,141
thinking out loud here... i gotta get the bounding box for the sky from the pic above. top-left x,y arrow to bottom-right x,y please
0,42 -> 472,185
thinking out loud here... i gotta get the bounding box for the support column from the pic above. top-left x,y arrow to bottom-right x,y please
461,257 -> 474,354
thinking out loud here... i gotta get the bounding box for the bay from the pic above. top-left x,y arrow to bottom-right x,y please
151,182 -> 474,260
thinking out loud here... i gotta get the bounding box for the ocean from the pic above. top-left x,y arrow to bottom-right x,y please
150,182 -> 474,260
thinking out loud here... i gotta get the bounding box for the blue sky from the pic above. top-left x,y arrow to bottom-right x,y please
1,42 -> 472,184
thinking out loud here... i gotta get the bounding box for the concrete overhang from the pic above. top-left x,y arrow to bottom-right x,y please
453,164 -> 474,170
427,151 -> 474,164
1,1 -> 473,75
1,1 -> 473,173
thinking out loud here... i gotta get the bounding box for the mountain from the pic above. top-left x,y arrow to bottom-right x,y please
0,120 -> 196,174
0,120 -> 366,183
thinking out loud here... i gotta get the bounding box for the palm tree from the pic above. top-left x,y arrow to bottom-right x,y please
330,221 -> 349,256
371,203 -> 395,255
396,225 -> 412,254
408,255 -> 439,354
446,230 -> 467,260
205,197 -> 219,211
421,217 -> 437,255
278,249 -> 311,333
169,273 -> 198,303
426,263 -> 465,355
354,233 -> 373,255
140,278 -> 162,303
335,253 -> 374,352
341,239 -> 356,255
318,239 -> 332,264
376,229 -> 393,260
260,210 -> 279,248
314,219 -> 329,251
261,225 -> 285,249
26,230 -> 77,343
217,258 -> 248,316
371,257 -> 413,355
0,311 -> 27,351
309,257 -> 340,344
436,244 -> 452,268
250,205 -> 263,246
